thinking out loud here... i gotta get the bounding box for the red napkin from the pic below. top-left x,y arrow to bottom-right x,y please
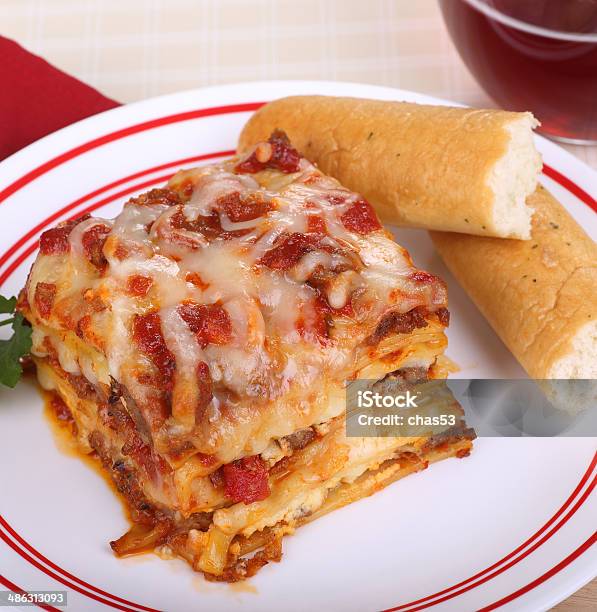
0,36 -> 121,161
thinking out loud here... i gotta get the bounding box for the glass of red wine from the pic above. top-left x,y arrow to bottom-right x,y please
439,0 -> 597,144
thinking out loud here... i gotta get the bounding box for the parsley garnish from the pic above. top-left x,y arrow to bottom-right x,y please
0,295 -> 32,388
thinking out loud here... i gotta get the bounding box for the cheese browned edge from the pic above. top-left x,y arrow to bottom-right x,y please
431,185 -> 597,379
238,95 -> 542,239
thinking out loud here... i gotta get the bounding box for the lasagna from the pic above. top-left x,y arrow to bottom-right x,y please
18,131 -> 474,581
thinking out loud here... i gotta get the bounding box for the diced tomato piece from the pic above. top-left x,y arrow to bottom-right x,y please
34,282 -> 56,319
132,312 -> 176,389
170,210 -> 250,242
39,215 -> 89,255
307,214 -> 327,235
259,233 -> 320,270
341,199 -> 381,235
126,188 -> 181,208
218,192 -> 271,222
222,455 -> 270,504
82,224 -> 111,270
113,241 -> 131,261
126,275 -> 153,297
178,302 -> 232,348
236,130 -> 301,174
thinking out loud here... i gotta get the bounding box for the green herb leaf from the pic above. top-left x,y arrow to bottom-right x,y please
0,311 -> 32,388
0,295 -> 16,314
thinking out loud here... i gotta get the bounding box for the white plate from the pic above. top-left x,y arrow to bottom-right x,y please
0,81 -> 595,612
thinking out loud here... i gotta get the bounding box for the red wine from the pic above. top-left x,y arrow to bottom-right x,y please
440,0 -> 597,143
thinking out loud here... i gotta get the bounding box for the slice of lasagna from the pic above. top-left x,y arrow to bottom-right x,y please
18,131 -> 474,581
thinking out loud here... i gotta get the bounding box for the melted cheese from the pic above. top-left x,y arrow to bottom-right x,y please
23,145 -> 449,463
18,139 -> 464,582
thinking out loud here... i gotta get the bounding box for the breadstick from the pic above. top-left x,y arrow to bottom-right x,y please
431,186 -> 597,378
